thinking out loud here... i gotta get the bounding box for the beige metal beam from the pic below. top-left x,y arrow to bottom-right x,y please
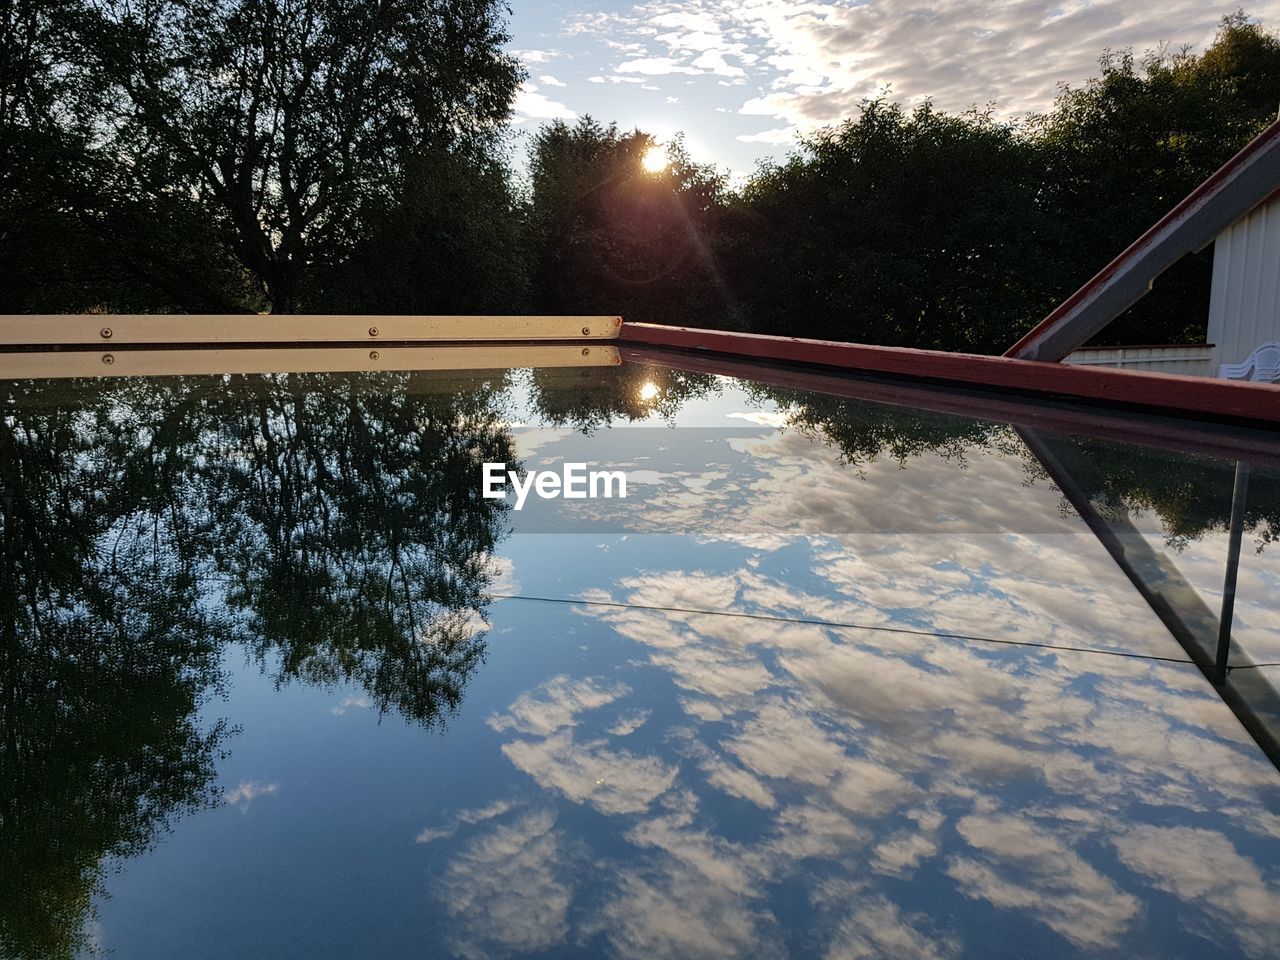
0,344 -> 621,380
0,314 -> 624,345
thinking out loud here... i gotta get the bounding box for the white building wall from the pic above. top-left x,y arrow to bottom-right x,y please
1208,194 -> 1280,372
1063,344 -> 1214,377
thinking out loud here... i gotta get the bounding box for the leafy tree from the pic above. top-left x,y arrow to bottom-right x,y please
50,0 -> 521,312
526,117 -> 734,326
313,147 -> 529,314
731,100 -> 1052,352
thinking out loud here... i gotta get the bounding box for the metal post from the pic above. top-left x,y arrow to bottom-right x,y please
1215,461 -> 1252,684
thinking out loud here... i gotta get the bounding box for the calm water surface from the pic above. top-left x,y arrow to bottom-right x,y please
2,362 -> 1278,959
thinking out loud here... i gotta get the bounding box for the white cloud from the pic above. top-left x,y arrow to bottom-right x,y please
329,694 -> 372,716
1113,826 -> 1280,958
823,896 -> 959,960
609,708 -> 652,736
512,82 -> 577,122
457,799 -> 517,824
414,825 -> 453,844
725,700 -> 849,785
597,862 -> 779,959
509,48 -> 557,63
737,126 -> 799,144
725,409 -> 790,427
568,0 -> 1280,137
617,56 -> 702,76
948,813 -> 1140,949
489,674 -> 630,736
538,74 -> 567,87
691,49 -> 746,78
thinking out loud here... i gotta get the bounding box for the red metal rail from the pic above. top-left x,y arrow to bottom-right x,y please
619,322 -> 1280,426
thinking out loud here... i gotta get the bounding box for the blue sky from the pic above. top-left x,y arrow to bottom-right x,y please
503,1 -> 1280,179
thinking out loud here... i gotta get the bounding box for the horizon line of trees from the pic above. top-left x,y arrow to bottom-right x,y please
3,6 -> 1280,351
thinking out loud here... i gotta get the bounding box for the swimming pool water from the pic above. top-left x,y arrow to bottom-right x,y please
2,360 -> 1277,959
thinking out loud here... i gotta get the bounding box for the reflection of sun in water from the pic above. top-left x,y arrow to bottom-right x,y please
638,381 -> 660,401
641,146 -> 667,173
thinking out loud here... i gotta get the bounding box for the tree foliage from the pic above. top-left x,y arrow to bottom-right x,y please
1030,11 -> 1280,344
731,100 -> 1051,351
526,118 -> 734,326
2,0 -> 522,313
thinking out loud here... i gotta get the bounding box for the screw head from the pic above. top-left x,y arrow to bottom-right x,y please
100,327 -> 112,339
581,348 -> 591,356
368,326 -> 380,337
101,354 -> 115,365
369,350 -> 380,361
581,326 -> 591,336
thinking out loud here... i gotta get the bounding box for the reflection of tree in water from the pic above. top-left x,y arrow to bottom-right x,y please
746,384 -> 1015,470
748,384 -> 1280,548
0,371 -> 516,958
529,364 -> 716,432
0,382 -> 227,960
203,373 -> 516,725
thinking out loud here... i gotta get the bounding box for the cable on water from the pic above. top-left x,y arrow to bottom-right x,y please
488,593 -> 1275,673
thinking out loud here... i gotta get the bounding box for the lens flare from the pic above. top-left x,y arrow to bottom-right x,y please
641,146 -> 667,173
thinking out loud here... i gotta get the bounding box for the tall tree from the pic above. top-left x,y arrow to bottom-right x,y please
526,118 -> 732,326
62,0 -> 521,312
732,99 -> 1051,352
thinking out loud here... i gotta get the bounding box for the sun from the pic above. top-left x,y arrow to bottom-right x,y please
638,381 -> 661,401
641,145 -> 667,173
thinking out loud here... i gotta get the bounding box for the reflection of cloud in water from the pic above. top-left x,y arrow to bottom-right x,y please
502,730 -> 678,815
608,708 -> 651,736
487,554 -> 520,596
596,860 -> 782,960
429,540 -> 1280,957
1114,825 -> 1280,959
726,700 -> 849,786
948,812 -> 1138,949
488,674 -> 629,736
440,810 -> 574,960
329,695 -> 372,716
823,896 -> 958,960
726,411 -> 791,428
223,780 -> 278,811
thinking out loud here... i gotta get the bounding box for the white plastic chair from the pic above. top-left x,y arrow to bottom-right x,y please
1218,341 -> 1280,382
